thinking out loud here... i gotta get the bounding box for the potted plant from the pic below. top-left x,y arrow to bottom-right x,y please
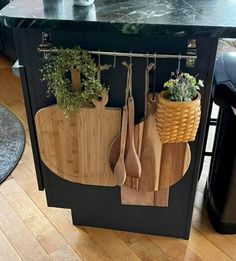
156,71 -> 204,143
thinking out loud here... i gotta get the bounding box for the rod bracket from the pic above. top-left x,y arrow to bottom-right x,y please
37,32 -> 52,58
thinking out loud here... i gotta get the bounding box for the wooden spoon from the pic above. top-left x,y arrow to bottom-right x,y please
113,107 -> 128,186
109,63 -> 155,187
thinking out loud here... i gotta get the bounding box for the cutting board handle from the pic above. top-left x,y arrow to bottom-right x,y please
70,68 -> 81,91
92,92 -> 109,110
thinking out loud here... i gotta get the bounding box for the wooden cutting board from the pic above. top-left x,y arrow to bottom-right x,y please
35,93 -> 121,186
158,142 -> 191,190
120,142 -> 191,207
138,142 -> 191,191
121,186 -> 169,207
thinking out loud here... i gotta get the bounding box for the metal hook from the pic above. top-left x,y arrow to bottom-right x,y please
146,52 -> 149,67
177,53 -> 182,71
98,50 -> 101,66
113,51 -> 116,69
43,51 -> 47,60
129,51 -> 132,64
43,51 -> 50,60
152,52 -> 157,100
153,52 -> 157,70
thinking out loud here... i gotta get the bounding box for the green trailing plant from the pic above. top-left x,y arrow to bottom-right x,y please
164,71 -> 204,102
41,47 -> 107,114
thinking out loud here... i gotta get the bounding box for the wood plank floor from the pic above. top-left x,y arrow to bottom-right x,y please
0,54 -> 236,260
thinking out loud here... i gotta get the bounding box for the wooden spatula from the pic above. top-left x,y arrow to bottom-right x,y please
124,63 -> 141,189
138,94 -> 162,191
113,62 -> 132,186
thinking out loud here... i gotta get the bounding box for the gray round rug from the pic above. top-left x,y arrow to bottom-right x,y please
0,105 -> 25,183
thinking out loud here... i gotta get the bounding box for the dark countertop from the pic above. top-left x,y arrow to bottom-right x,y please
1,0 -> 236,37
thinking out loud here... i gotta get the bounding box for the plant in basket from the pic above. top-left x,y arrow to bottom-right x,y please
156,71 -> 204,143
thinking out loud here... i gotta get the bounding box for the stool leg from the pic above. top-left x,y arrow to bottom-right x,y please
198,95 -> 214,179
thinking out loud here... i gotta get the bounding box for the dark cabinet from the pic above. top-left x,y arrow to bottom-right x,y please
14,27 -> 217,239
0,0 -> 9,8
0,0 -> 16,60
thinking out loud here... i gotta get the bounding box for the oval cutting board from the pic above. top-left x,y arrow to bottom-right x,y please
35,93 -> 121,186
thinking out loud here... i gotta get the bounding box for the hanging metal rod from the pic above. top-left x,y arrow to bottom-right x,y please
37,46 -> 197,60
89,50 -> 196,60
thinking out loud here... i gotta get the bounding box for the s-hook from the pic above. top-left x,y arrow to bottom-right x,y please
152,52 -> 157,100
97,50 -> 111,82
98,50 -> 101,67
177,53 -> 182,72
129,51 -> 132,64
146,52 -> 149,67
113,51 -> 117,69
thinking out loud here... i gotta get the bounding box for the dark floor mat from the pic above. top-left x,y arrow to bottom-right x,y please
0,105 -> 25,183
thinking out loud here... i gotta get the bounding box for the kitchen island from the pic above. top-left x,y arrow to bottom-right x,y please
1,0 -> 236,239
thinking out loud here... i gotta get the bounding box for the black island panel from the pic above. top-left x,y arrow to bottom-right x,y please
0,0 -> 235,239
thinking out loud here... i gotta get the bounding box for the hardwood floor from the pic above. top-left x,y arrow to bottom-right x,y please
0,54 -> 235,260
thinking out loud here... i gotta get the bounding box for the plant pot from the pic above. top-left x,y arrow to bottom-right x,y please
156,90 -> 201,143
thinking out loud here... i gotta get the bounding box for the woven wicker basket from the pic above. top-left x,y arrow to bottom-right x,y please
156,90 -> 201,143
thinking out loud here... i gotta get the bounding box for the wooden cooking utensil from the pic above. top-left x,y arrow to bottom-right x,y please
113,62 -> 132,186
138,94 -> 162,191
124,62 -> 155,189
124,121 -> 144,189
137,62 -> 160,191
124,63 -> 141,188
109,63 -> 156,186
109,123 -> 142,189
121,102 -> 170,207
122,98 -> 169,206
121,62 -> 191,207
134,121 -> 144,159
113,107 -> 128,186
120,62 -> 168,207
